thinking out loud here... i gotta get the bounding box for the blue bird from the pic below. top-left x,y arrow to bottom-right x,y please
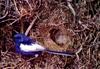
14,33 -> 75,57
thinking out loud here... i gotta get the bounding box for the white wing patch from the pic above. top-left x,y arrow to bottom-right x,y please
20,43 -> 45,52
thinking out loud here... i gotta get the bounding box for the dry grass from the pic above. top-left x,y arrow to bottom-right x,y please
0,0 -> 100,69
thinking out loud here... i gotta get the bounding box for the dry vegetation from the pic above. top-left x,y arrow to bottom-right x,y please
0,0 -> 100,69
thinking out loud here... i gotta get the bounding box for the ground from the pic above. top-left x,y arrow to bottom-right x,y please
0,0 -> 100,69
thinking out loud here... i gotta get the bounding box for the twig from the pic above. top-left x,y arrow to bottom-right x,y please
7,18 -> 19,26
25,0 -> 33,10
93,32 -> 100,43
75,45 -> 83,69
26,57 -> 37,62
67,2 -> 76,16
76,45 -> 82,61
25,17 -> 37,36
13,0 -> 20,15
25,13 -> 41,36
78,20 -> 89,29
0,0 -> 9,20
0,11 -> 8,20
0,19 -> 16,24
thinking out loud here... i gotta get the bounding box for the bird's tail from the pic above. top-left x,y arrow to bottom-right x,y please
45,50 -> 75,57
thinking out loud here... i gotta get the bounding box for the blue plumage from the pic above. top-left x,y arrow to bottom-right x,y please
14,34 -> 34,45
14,34 -> 42,56
14,33 -> 74,57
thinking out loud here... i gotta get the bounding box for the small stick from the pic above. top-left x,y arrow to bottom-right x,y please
76,45 -> 82,61
0,11 -> 8,20
67,2 -> 76,16
25,13 -> 41,36
25,17 -> 37,36
13,0 -> 20,15
7,18 -> 19,26
25,0 -> 33,10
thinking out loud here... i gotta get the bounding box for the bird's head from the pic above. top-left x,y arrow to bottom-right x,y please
14,34 -> 35,45
14,34 -> 23,44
